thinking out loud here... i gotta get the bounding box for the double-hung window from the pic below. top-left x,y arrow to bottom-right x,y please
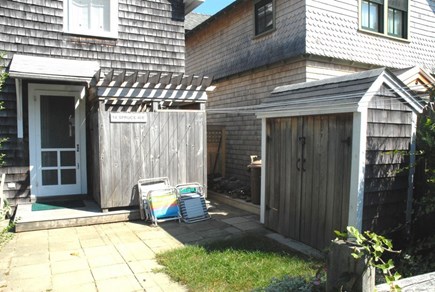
360,0 -> 408,39
361,0 -> 384,33
255,0 -> 274,36
64,0 -> 118,38
387,0 -> 408,38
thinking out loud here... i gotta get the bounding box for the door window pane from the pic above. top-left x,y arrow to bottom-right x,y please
61,151 -> 76,167
41,151 -> 57,167
42,170 -> 58,185
61,170 -> 77,185
40,95 -> 75,148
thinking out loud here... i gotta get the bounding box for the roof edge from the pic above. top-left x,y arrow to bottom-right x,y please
272,67 -> 386,94
186,0 -> 245,36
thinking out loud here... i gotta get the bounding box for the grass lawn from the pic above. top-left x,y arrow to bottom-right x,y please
156,233 -> 322,292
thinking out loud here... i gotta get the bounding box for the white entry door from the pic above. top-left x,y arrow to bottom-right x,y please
28,84 -> 87,197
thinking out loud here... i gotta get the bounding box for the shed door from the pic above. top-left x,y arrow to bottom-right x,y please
265,114 -> 352,250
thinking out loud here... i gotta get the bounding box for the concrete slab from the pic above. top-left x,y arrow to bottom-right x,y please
266,233 -> 324,259
208,191 -> 260,215
91,263 -> 133,280
95,275 -> 144,292
15,200 -> 140,232
221,216 -> 250,225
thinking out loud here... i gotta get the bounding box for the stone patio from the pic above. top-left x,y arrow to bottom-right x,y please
0,200 -> 321,292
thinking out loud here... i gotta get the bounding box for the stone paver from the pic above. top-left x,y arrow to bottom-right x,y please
0,220 -> 186,292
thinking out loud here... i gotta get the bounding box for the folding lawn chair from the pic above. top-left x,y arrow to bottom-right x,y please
138,177 -> 170,220
176,183 -> 210,223
146,187 -> 181,225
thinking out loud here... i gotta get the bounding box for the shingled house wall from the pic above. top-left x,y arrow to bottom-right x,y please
305,0 -> 435,70
186,0 -> 435,185
0,0 -> 186,204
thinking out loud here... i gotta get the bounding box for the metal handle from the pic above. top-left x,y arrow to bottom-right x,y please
297,158 -> 307,171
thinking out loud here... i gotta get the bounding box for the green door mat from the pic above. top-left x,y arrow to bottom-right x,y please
31,200 -> 85,211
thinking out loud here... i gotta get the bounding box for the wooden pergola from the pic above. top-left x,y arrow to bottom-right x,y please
90,70 -> 214,110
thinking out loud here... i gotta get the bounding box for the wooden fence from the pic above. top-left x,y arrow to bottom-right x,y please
90,109 -> 206,210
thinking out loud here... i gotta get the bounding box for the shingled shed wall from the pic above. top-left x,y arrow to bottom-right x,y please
363,86 -> 414,233
257,69 -> 424,250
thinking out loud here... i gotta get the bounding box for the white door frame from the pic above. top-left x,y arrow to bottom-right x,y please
28,84 -> 87,198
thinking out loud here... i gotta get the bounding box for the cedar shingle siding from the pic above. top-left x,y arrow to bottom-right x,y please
305,0 -> 435,70
186,0 -> 307,79
0,0 -> 186,203
0,0 -> 185,73
186,0 -> 434,185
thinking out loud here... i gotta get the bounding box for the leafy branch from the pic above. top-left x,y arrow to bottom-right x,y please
335,226 -> 402,291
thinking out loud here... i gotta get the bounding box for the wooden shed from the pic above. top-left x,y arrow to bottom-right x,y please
256,68 -> 424,250
88,70 -> 213,211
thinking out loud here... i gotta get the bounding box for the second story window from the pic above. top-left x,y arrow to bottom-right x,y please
360,0 -> 408,39
361,0 -> 384,33
387,0 -> 408,38
255,0 -> 274,36
64,0 -> 118,38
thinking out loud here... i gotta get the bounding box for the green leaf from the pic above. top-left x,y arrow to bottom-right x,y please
393,272 -> 402,281
334,230 -> 347,240
351,252 -> 361,259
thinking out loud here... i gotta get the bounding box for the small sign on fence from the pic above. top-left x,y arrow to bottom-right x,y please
110,113 -> 148,123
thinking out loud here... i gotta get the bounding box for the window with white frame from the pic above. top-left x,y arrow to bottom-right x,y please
64,0 -> 118,38
360,0 -> 408,39
255,0 -> 274,36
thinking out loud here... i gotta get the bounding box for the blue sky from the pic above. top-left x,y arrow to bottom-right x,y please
193,0 -> 236,15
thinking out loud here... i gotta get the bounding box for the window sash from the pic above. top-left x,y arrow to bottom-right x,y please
388,8 -> 406,37
65,0 -> 116,38
255,0 -> 274,35
361,0 -> 383,33
360,0 -> 408,39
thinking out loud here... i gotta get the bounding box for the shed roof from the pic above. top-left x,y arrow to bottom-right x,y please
256,68 -> 425,118
8,54 -> 100,83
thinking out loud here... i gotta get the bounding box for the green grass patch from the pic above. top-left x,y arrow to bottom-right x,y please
156,233 -> 322,292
